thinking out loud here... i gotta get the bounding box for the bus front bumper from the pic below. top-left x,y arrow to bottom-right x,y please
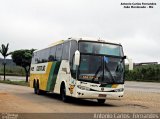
75,89 -> 124,99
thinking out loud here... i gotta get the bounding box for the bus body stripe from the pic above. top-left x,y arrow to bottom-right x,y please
46,62 -> 61,91
46,62 -> 55,91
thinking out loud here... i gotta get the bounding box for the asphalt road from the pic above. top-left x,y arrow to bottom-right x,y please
125,81 -> 160,93
0,75 -> 26,81
1,75 -> 160,93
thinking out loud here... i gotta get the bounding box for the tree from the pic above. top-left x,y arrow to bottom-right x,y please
0,43 -> 12,80
11,49 -> 35,82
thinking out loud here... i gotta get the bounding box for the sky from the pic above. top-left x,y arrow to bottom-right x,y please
0,0 -> 160,63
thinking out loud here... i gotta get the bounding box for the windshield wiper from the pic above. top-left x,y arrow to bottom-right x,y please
115,59 -> 124,73
104,57 -> 115,83
92,56 -> 116,83
91,65 -> 102,82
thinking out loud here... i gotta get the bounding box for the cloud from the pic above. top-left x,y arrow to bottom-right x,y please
0,0 -> 160,63
119,32 -> 160,63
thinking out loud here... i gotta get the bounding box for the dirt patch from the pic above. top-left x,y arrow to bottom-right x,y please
0,91 -> 51,113
123,104 -> 148,109
0,93 -> 7,95
0,86 -> 160,113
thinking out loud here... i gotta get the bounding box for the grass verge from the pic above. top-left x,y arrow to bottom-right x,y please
0,80 -> 29,86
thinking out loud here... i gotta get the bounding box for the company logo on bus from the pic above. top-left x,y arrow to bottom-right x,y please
101,87 -> 104,91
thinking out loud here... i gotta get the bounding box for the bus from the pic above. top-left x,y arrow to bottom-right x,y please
29,37 -> 126,103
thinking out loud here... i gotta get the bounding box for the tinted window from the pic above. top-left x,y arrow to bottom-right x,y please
62,42 -> 70,60
35,51 -> 41,63
70,40 -> 78,63
39,48 -> 50,63
55,44 -> 63,61
48,46 -> 56,61
33,48 -> 50,63
70,40 -> 78,78
31,52 -> 36,64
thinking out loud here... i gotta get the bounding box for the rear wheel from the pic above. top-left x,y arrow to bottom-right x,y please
33,80 -> 37,94
97,99 -> 106,104
36,80 -> 43,95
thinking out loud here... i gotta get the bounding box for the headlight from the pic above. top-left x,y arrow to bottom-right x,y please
77,85 -> 90,91
114,88 -> 124,92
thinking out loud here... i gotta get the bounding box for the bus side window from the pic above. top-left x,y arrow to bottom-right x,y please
55,44 -> 63,61
49,46 -> 56,61
62,42 -> 70,60
34,54 -> 40,64
41,48 -> 50,63
36,52 -> 41,63
70,40 -> 78,79
70,40 -> 78,65
31,52 -> 35,64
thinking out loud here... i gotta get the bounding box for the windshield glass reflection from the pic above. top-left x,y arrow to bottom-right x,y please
78,55 -> 124,84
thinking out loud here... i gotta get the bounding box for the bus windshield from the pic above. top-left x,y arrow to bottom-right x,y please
78,41 -> 125,84
79,41 -> 123,57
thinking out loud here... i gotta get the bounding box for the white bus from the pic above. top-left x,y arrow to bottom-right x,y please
30,37 -> 126,103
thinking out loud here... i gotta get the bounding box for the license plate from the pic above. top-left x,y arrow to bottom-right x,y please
98,94 -> 106,97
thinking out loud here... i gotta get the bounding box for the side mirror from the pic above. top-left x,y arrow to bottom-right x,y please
74,50 -> 80,66
122,56 -> 126,60
126,56 -> 133,70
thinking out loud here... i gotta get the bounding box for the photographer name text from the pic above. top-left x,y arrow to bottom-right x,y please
121,2 -> 157,9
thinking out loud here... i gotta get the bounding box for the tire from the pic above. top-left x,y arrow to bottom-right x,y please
61,85 -> 68,102
36,80 -> 42,95
97,99 -> 106,104
33,80 -> 37,94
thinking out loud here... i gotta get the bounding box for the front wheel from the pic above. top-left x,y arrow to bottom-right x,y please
97,99 -> 106,104
61,86 -> 68,102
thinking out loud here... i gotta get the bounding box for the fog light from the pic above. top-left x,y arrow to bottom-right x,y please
114,88 -> 124,92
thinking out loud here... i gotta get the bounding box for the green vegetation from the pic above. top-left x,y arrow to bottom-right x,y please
12,49 -> 35,82
0,43 -> 12,80
0,80 -> 29,86
125,64 -> 160,82
0,65 -> 25,76
0,43 -> 35,82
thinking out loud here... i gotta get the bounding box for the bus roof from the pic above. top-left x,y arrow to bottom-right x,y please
34,40 -> 65,52
34,37 -> 121,53
68,37 -> 121,45
48,40 -> 64,47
